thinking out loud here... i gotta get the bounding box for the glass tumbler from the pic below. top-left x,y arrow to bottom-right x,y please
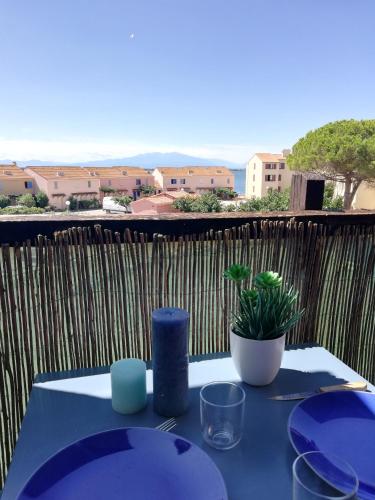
200,382 -> 245,450
293,451 -> 359,499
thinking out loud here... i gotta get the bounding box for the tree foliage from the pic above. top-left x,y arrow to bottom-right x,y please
0,195 -> 11,209
173,193 -> 222,213
173,195 -> 196,212
113,195 -> 133,207
140,185 -> 156,196
99,185 -> 116,193
323,183 -> 344,210
67,196 -> 78,210
79,198 -> 100,209
35,191 -> 49,208
238,189 -> 290,212
213,187 -> 237,200
287,119 -> 375,209
18,193 -> 36,208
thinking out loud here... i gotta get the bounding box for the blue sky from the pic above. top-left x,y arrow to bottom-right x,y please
1,0 -> 374,163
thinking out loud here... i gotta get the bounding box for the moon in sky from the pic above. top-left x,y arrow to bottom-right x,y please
129,33 -> 135,39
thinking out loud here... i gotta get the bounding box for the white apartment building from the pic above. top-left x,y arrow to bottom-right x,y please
245,150 -> 292,199
153,167 -> 234,193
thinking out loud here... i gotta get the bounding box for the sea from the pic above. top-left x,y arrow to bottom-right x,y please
232,169 -> 246,194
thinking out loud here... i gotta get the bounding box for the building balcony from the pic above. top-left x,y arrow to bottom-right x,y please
0,210 -> 374,488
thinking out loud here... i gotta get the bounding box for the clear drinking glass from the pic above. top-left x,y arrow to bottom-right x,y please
293,451 -> 359,499
200,382 -> 245,450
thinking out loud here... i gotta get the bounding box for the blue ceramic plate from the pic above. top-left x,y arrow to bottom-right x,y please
288,391 -> 375,499
17,427 -> 228,500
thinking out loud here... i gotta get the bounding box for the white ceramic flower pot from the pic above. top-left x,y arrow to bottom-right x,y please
230,330 -> 286,386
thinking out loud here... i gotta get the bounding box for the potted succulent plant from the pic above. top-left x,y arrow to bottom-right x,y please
223,265 -> 304,386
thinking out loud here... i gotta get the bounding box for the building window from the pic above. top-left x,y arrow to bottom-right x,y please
88,180 -> 91,188
278,174 -> 282,181
54,181 -> 58,189
227,178 -> 230,184
272,163 -> 277,169
254,163 -> 256,169
171,179 -> 177,185
253,186 -> 255,192
24,181 -> 33,189
265,175 -> 276,182
278,186 -> 281,192
211,178 -> 214,184
253,174 -> 255,181
136,178 -> 141,186
180,179 -> 186,184
265,163 -> 271,169
279,163 -> 285,169
108,180 -> 112,186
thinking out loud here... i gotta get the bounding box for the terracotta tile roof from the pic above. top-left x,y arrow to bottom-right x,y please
25,166 -> 93,179
148,196 -> 175,205
84,166 -> 150,177
255,153 -> 285,162
164,190 -> 195,199
155,166 -> 233,176
0,164 -> 32,179
131,195 -> 172,206
131,191 -> 193,206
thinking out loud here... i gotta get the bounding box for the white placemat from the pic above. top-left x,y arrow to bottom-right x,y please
34,347 -> 374,399
34,357 -> 241,399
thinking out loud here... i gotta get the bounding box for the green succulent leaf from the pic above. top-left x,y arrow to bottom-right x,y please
232,285 -> 304,341
223,264 -> 251,283
254,271 -> 282,289
241,289 -> 258,305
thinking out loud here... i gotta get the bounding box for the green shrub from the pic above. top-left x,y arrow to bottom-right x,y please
67,196 -> 78,210
323,183 -> 344,210
78,198 -> 100,209
173,196 -> 196,212
0,206 -> 45,215
113,195 -> 133,207
238,189 -> 290,212
174,193 -> 222,213
18,193 -> 36,208
237,198 -> 264,212
193,193 -> 222,212
35,191 -> 49,208
214,187 -> 237,200
140,185 -> 156,196
0,195 -> 11,208
100,185 -> 116,193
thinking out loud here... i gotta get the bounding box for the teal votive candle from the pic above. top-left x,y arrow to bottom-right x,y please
111,359 -> 147,414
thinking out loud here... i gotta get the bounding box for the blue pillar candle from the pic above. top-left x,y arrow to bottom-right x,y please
111,359 -> 147,415
152,308 -> 190,417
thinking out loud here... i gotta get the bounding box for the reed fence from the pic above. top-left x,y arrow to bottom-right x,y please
0,218 -> 375,487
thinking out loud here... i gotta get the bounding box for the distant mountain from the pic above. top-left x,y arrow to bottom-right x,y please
3,159 -> 72,168
3,152 -> 244,170
79,152 -> 244,170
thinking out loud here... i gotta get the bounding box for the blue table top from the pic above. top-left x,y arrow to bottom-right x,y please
2,345 -> 374,500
